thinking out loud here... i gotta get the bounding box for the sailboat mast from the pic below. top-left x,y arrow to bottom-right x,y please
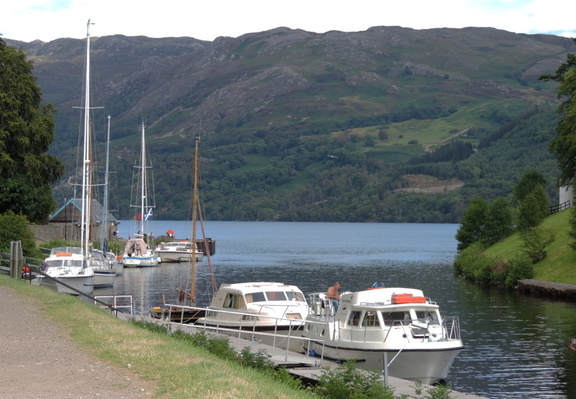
81,19 -> 93,255
101,115 -> 111,250
140,122 -> 148,237
190,136 -> 200,302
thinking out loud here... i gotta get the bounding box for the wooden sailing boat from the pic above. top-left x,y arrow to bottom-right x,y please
150,135 -> 217,322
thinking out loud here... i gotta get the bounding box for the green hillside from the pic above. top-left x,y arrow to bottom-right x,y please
7,27 -> 574,222
484,209 -> 576,284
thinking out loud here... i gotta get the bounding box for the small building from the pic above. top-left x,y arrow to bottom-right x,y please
32,198 -> 119,244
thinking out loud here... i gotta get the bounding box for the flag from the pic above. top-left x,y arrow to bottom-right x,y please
144,208 -> 153,221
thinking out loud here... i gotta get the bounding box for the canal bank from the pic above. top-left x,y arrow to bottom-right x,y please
517,279 -> 576,301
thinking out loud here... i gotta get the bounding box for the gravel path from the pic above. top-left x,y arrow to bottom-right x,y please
0,285 -> 155,399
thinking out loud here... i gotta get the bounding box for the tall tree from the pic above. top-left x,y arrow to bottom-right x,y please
0,38 -> 63,222
455,198 -> 489,251
513,171 -> 547,205
539,39 -> 576,186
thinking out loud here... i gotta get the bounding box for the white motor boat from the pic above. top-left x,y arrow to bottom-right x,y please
198,282 -> 309,331
89,250 -> 116,288
121,237 -> 160,267
155,240 -> 203,263
39,247 -> 94,296
302,287 -> 464,385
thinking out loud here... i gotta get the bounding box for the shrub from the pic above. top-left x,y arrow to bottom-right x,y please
313,361 -> 395,399
505,255 -> 534,288
521,226 -> 555,263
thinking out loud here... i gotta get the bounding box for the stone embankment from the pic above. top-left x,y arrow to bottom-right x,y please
517,279 -> 576,301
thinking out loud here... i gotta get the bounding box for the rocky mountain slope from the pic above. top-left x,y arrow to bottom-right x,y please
6,27 -> 573,221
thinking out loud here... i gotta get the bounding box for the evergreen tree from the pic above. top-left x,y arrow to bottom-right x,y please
0,38 -> 63,222
456,198 -> 489,251
482,198 -> 514,246
517,186 -> 548,231
513,171 -> 547,205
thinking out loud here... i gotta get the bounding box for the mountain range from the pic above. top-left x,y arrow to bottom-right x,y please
6,26 -> 574,222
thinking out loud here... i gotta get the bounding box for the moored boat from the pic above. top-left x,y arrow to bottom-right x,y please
38,247 -> 94,296
121,123 -> 160,268
155,240 -> 203,263
198,281 -> 309,330
302,286 -> 464,385
121,237 -> 160,267
90,250 -> 116,288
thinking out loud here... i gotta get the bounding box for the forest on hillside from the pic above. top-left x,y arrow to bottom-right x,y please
100,106 -> 559,223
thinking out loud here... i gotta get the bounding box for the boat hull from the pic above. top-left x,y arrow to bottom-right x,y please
122,256 -> 159,267
93,269 -> 116,288
156,252 -> 202,263
36,275 -> 94,296
304,340 -> 462,384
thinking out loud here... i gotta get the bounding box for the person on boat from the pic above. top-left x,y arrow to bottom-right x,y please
327,282 -> 341,313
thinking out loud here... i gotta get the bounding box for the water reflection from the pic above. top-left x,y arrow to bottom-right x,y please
102,221 -> 576,398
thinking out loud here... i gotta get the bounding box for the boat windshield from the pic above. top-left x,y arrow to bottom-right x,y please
46,259 -> 85,268
286,291 -> 305,302
415,310 -> 439,324
265,291 -> 288,301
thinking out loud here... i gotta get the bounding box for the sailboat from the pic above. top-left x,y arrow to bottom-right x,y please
39,20 -> 97,295
150,135 -> 217,322
121,122 -> 161,268
92,115 -> 119,287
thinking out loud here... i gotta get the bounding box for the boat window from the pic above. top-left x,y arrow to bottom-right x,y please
224,294 -> 245,309
265,291 -> 287,301
362,311 -> 380,327
348,311 -> 362,326
415,310 -> 439,324
383,311 -> 410,325
245,292 -> 266,303
286,291 -> 305,302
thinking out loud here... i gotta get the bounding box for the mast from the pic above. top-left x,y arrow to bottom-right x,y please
100,115 -> 111,251
190,135 -> 200,303
140,122 -> 147,237
80,19 -> 93,255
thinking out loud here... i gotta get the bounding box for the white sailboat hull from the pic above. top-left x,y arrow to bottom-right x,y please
93,269 -> 116,288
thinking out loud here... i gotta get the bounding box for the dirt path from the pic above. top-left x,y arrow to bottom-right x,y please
0,285 -> 154,399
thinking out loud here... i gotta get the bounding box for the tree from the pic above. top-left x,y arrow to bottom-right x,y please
0,38 -> 63,223
516,185 -> 549,231
539,39 -> 576,186
482,198 -> 514,246
0,211 -> 37,256
513,171 -> 547,205
456,198 -> 489,251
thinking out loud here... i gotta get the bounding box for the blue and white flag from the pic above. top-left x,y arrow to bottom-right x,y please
144,208 -> 153,221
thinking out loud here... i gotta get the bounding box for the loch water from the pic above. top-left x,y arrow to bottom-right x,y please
103,221 -> 576,398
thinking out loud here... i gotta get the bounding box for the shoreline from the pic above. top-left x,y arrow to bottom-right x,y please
517,279 -> 576,301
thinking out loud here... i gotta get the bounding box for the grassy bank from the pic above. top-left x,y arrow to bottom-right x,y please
0,276 -> 314,399
483,209 -> 576,284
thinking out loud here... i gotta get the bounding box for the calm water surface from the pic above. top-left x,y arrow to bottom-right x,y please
104,221 -> 576,398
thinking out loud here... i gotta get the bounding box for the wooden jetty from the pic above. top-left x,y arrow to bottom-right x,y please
121,313 -> 486,399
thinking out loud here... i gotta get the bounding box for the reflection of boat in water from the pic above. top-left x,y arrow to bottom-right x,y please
302,287 -> 464,385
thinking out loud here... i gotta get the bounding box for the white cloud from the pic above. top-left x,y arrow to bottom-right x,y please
1,0 -> 575,43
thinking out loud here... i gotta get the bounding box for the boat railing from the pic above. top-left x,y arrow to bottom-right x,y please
158,303 -> 323,363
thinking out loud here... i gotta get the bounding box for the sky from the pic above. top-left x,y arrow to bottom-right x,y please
1,0 -> 575,43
